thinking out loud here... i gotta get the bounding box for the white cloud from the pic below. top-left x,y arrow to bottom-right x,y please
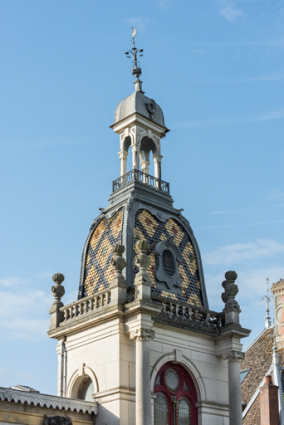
220,4 -> 244,20
203,239 -> 284,265
175,108 -> 284,128
159,0 -> 174,8
206,266 -> 284,312
0,277 -> 30,287
211,208 -> 250,215
197,219 -> 284,230
0,289 -> 53,340
269,189 -> 284,203
191,75 -> 284,84
37,271 -> 53,279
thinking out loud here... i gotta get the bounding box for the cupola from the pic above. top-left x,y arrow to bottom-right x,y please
77,28 -> 208,311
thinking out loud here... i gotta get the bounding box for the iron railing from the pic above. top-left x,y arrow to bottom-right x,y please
112,169 -> 170,194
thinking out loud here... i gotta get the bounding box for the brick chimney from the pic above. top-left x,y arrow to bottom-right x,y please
271,278 -> 284,348
259,375 -> 279,425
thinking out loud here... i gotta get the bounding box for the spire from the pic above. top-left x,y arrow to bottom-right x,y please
125,27 -> 145,93
272,331 -> 284,424
262,277 -> 272,329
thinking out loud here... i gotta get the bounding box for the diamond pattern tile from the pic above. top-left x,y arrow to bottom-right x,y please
133,209 -> 203,307
82,209 -> 123,297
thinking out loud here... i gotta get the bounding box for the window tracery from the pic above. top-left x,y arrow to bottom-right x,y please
154,362 -> 197,425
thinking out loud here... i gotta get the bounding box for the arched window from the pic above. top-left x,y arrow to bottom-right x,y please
154,362 -> 197,425
155,393 -> 169,425
77,377 -> 94,401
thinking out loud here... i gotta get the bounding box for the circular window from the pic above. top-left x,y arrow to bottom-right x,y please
165,368 -> 180,392
162,249 -> 175,277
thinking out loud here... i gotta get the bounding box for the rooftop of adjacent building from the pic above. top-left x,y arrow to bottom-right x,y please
241,277 -> 284,425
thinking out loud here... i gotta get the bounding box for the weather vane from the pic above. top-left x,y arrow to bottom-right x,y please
261,277 -> 271,329
125,27 -> 144,72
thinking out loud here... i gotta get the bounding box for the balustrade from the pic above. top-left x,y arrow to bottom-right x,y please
59,290 -> 111,326
152,295 -> 224,331
112,169 -> 170,194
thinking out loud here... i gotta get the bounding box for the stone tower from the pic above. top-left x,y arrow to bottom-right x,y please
271,278 -> 284,348
48,30 -> 250,425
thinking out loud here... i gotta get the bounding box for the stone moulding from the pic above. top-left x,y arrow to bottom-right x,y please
0,387 -> 98,415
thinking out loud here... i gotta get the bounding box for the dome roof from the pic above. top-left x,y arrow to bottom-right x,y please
114,91 -> 166,128
78,206 -> 205,309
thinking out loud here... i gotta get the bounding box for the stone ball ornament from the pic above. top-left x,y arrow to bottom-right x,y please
111,244 -> 126,273
51,273 -> 65,299
221,270 -> 240,311
52,273 -> 65,285
136,239 -> 149,254
225,271 -> 238,282
135,239 -> 150,270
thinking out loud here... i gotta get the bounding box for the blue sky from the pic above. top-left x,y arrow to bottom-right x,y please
0,0 -> 283,395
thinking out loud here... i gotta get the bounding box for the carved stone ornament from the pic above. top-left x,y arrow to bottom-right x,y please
135,239 -> 150,271
154,236 -> 182,295
51,273 -> 65,300
221,271 -> 240,312
145,98 -> 156,116
222,350 -> 245,362
111,244 -> 126,277
130,327 -> 155,341
43,416 -> 72,425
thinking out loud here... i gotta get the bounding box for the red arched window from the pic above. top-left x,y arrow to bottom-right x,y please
154,362 -> 198,425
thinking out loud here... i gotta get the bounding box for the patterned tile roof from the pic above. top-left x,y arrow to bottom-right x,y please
82,209 -> 123,298
241,327 -> 284,424
114,91 -> 165,128
133,209 -> 204,307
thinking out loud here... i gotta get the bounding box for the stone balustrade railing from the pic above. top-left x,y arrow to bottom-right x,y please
59,289 -> 111,326
152,295 -> 225,335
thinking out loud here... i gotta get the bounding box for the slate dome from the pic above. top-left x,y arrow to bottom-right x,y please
114,91 -> 166,128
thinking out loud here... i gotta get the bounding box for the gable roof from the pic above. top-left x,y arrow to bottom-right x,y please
240,326 -> 284,424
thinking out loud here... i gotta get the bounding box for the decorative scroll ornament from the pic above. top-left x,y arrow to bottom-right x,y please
221,271 -> 240,312
43,416 -> 72,425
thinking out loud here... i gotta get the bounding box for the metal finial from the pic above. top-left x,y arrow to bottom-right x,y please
125,28 -> 144,93
261,277 -> 271,329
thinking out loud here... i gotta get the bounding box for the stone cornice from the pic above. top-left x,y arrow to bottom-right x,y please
0,387 -> 98,415
48,306 -> 125,339
124,299 -> 162,317
217,323 -> 251,340
110,112 -> 169,134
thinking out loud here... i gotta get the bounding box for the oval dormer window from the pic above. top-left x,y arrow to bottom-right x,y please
162,249 -> 175,277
